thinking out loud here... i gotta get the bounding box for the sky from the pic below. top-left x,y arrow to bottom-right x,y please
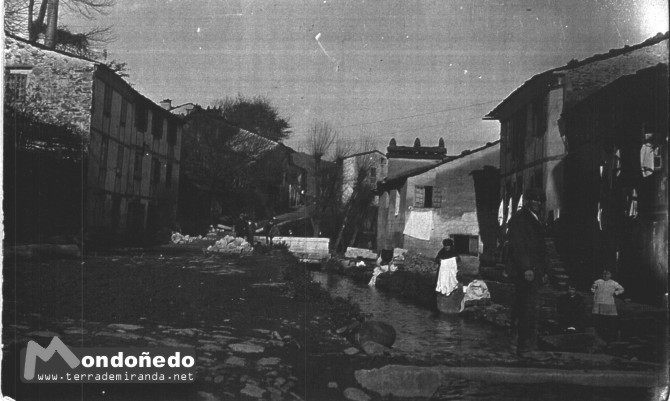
62,0 -> 669,155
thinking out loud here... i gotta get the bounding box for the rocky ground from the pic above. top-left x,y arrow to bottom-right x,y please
2,247 -> 391,400
2,245 -> 668,401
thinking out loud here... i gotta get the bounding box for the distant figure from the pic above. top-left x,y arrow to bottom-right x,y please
591,269 -> 624,341
246,219 -> 256,245
557,284 -> 585,333
234,214 -> 247,239
265,217 -> 280,246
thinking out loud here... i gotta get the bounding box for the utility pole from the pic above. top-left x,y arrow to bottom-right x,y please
44,0 -> 59,49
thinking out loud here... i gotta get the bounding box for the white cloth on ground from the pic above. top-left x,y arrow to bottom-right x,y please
403,210 -> 433,240
435,257 -> 458,296
459,280 -> 491,312
368,266 -> 384,287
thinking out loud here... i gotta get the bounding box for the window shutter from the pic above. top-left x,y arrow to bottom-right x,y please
469,236 -> 479,255
432,187 -> 442,208
414,186 -> 424,207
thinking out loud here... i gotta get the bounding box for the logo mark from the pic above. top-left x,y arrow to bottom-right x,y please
23,337 -> 80,380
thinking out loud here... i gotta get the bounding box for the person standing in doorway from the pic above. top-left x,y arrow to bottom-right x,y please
505,188 -> 548,358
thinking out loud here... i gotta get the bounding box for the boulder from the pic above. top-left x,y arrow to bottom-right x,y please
360,341 -> 388,356
356,321 -> 396,348
343,387 -> 371,401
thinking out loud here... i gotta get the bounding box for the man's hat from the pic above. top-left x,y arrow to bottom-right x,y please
524,188 -> 546,203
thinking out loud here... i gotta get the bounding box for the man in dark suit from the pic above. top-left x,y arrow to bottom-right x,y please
505,188 -> 548,357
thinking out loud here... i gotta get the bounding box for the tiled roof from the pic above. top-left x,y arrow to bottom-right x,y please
341,150 -> 385,159
485,32 -> 669,119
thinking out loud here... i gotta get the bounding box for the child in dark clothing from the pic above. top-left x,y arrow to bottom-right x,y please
557,284 -> 585,333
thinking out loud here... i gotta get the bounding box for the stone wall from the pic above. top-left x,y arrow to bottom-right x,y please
4,35 -> 95,137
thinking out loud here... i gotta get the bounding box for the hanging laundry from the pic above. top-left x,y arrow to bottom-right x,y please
640,143 -> 658,178
498,199 -> 505,227
614,148 -> 622,178
597,202 -> 603,231
435,257 -> 458,296
628,189 -> 638,218
403,210 -> 433,240
516,194 -> 524,211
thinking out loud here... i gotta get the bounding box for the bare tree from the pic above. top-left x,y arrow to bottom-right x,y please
4,0 -> 31,34
5,0 -> 116,54
333,137 -> 378,251
304,121 -> 342,237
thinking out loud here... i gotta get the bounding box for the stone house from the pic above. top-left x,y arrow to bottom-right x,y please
4,33 -> 183,244
561,63 -> 668,304
376,141 -> 500,261
485,33 -> 668,225
484,33 -> 668,300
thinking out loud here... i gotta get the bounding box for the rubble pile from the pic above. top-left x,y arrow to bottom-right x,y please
398,251 -> 437,276
171,232 -> 203,244
205,235 -> 253,255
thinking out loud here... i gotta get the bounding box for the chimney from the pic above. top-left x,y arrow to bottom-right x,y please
160,99 -> 172,110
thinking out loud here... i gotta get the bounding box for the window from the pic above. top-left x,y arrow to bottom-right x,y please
115,144 -> 124,177
119,97 -> 128,126
135,101 -> 148,132
532,169 -> 543,190
452,234 -> 479,255
370,167 -> 377,179
504,120 -> 512,154
103,84 -> 113,116
151,111 -> 163,139
5,70 -> 28,104
168,143 -> 175,160
414,186 -> 441,208
99,138 -> 109,187
533,97 -> 547,137
165,163 -> 173,188
167,121 -> 177,145
151,157 -> 161,185
133,152 -> 143,181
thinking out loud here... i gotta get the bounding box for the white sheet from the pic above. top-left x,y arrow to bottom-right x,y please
403,210 -> 433,240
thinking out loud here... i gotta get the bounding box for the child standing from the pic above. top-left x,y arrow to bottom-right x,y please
591,270 -> 624,341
